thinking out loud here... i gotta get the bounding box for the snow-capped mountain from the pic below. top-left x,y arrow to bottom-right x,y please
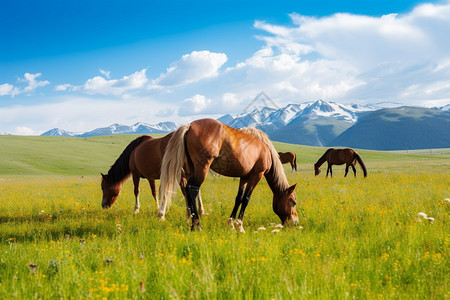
41,122 -> 178,137
220,100 -> 379,129
218,100 -> 383,147
41,128 -> 78,137
439,104 -> 450,111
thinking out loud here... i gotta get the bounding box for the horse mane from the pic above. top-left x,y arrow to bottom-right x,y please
240,127 -> 289,190
104,135 -> 152,185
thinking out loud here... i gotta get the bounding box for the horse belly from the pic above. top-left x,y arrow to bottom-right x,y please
210,157 -> 248,177
132,147 -> 162,180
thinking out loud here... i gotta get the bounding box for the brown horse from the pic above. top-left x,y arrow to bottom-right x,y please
314,148 -> 367,178
158,118 -> 299,232
101,134 -> 204,215
278,152 -> 297,172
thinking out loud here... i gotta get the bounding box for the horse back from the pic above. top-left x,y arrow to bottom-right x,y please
130,133 -> 173,180
186,119 -> 271,176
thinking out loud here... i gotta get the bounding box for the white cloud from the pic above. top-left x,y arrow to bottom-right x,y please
155,50 -> 228,87
0,73 -> 49,97
14,126 -> 35,135
82,69 -> 148,96
0,96 -> 181,135
178,94 -> 212,116
0,83 -> 14,96
22,73 -> 50,93
99,69 -> 111,79
54,83 -> 79,92
244,2 -> 450,104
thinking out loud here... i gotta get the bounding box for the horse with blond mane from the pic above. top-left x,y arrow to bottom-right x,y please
101,134 -> 204,215
158,118 -> 299,232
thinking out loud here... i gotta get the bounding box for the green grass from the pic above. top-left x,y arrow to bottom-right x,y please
0,135 -> 448,298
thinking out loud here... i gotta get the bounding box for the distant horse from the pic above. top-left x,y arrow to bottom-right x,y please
278,152 -> 297,172
101,135 -> 204,215
158,118 -> 299,232
314,148 -> 367,178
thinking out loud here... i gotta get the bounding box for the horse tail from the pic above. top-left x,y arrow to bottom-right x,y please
293,153 -> 297,171
354,152 -> 367,177
240,127 -> 289,189
158,124 -> 190,218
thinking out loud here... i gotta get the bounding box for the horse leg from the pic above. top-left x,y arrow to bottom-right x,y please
197,190 -> 205,216
351,164 -> 357,177
235,173 -> 264,233
148,179 -> 159,208
345,165 -> 349,177
185,178 -> 203,231
179,177 -> 191,219
327,164 -> 332,178
290,162 -> 295,174
185,165 -> 211,230
132,173 -> 140,214
228,180 -> 246,230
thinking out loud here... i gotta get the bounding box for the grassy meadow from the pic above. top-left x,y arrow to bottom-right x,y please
0,135 -> 449,299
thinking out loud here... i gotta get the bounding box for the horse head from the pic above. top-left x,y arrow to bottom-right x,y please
101,173 -> 122,208
314,164 -> 321,176
273,184 -> 299,225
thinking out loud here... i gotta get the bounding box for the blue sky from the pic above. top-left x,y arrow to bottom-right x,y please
1,0 -> 449,135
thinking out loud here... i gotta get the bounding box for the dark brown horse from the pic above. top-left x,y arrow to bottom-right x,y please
314,148 -> 367,178
158,118 -> 299,232
278,152 -> 297,172
101,134 -> 204,215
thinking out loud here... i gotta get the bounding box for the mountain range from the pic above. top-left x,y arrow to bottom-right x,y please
42,122 -> 179,137
41,100 -> 450,150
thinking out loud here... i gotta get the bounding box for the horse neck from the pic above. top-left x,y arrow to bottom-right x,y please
264,167 -> 289,197
106,136 -> 149,185
315,151 -> 328,168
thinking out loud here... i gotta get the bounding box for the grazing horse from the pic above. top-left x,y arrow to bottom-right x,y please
278,152 -> 297,172
101,135 -> 204,215
158,118 -> 299,232
314,148 -> 367,178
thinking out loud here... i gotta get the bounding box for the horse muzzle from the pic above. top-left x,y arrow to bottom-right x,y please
102,199 -> 111,209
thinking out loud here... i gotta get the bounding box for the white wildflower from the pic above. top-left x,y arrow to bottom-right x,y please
417,212 -> 428,218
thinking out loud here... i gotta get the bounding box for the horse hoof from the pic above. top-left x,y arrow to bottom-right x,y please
133,209 -> 139,215
235,219 -> 245,233
191,224 -> 202,231
157,211 -> 166,220
228,218 -> 235,230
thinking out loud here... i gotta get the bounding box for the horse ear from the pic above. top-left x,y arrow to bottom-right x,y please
101,173 -> 106,179
288,184 -> 296,194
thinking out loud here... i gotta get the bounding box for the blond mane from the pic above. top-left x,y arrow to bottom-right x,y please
240,127 -> 289,190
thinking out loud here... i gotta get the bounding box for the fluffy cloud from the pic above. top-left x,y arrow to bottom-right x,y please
155,50 -> 228,87
249,2 -> 450,104
0,73 -> 49,97
0,83 -> 14,96
83,69 -> 148,96
178,94 -> 212,116
21,73 -> 50,93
